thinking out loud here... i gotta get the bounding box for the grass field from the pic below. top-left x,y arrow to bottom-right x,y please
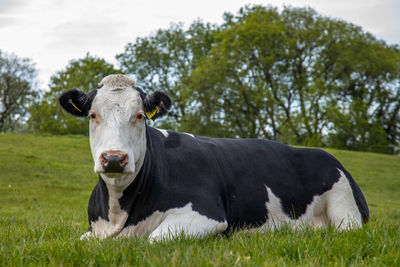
0,133 -> 399,266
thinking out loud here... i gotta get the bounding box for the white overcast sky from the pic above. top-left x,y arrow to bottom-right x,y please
1,0 -> 399,90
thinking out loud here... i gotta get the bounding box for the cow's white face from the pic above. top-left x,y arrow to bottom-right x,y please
89,76 -> 147,186
59,74 -> 171,189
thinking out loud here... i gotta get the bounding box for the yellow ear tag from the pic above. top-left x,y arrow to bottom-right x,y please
70,101 -> 82,113
146,106 -> 159,119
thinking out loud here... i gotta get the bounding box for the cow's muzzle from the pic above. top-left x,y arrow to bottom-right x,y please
100,150 -> 129,173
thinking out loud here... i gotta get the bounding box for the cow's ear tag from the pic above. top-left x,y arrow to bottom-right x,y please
69,99 -> 82,113
145,106 -> 159,120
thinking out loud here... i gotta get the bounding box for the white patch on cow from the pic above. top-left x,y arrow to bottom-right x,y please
118,203 -> 228,241
321,169 -> 362,230
156,128 -> 169,138
262,186 -> 320,231
183,132 -> 195,138
261,168 -> 362,231
89,75 -> 147,189
148,203 -> 228,242
118,210 -> 165,238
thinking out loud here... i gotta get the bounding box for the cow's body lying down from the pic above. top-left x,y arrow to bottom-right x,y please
59,74 -> 369,241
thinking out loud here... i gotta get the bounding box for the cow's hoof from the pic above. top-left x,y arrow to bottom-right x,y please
80,231 -> 92,240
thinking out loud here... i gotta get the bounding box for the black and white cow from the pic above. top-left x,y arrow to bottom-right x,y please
59,74 -> 369,241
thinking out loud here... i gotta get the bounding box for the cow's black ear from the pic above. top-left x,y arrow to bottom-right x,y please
143,91 -> 172,120
59,89 -> 96,117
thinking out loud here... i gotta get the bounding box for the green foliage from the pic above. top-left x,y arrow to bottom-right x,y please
191,6 -> 400,150
327,101 -> 393,154
0,134 -> 399,265
117,5 -> 400,153
28,54 -> 123,135
0,50 -> 39,132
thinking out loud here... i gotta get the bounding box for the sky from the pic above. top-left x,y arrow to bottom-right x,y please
1,0 -> 399,90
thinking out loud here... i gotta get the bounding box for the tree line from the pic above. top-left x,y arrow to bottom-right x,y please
1,6 -> 399,154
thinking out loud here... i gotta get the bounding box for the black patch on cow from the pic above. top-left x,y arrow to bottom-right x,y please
164,132 -> 181,149
59,88 -> 98,117
88,176 -> 109,223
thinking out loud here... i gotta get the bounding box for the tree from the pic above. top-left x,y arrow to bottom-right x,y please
324,34 -> 400,153
0,50 -> 38,132
190,6 -> 400,152
29,54 -> 123,134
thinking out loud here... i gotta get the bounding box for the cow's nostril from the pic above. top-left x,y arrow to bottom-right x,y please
120,154 -> 128,165
101,153 -> 108,166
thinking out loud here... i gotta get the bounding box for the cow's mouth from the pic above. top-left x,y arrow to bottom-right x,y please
100,172 -> 125,179
98,168 -> 134,178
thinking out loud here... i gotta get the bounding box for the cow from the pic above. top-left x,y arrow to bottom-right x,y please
59,74 -> 369,241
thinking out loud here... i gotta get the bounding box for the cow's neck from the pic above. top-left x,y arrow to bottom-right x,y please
107,126 -> 164,227
97,128 -> 148,237
102,183 -> 129,237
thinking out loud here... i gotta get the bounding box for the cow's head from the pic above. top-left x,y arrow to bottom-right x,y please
59,74 -> 171,187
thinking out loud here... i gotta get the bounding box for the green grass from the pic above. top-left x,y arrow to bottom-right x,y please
0,133 -> 399,266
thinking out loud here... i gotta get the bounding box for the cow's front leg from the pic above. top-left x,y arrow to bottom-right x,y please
148,211 -> 228,242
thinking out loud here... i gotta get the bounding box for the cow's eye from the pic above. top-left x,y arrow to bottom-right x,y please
136,113 -> 145,121
89,113 -> 97,120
